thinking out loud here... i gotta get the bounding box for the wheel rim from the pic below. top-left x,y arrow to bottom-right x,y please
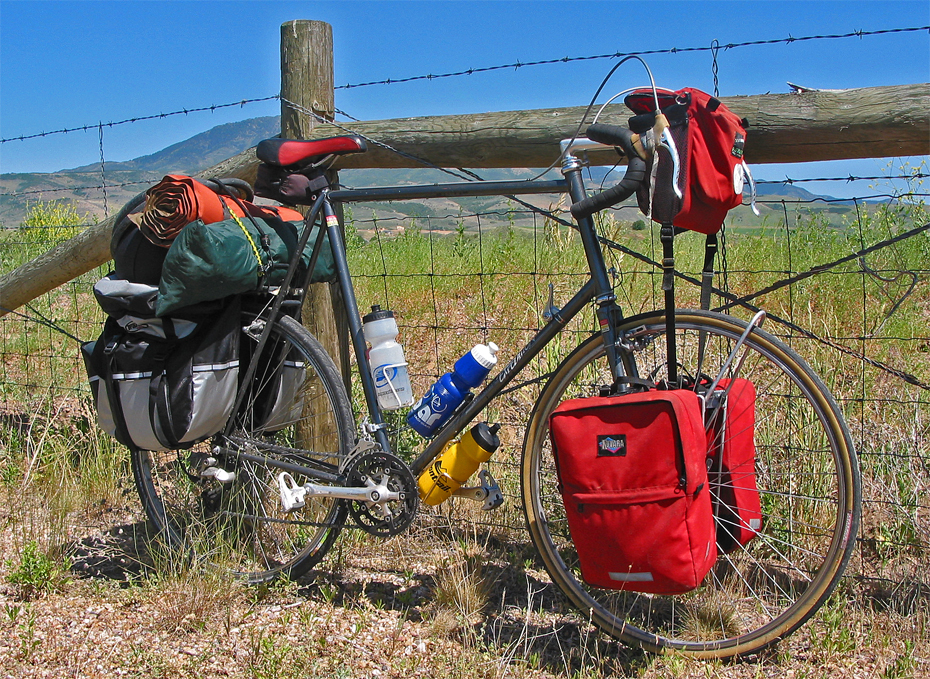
523,311 -> 859,656
134,312 -> 352,582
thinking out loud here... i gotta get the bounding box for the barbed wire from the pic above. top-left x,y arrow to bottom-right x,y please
0,95 -> 280,144
757,173 -> 929,186
2,190 -> 926,233
3,25 -> 927,146
0,179 -> 158,199
332,26 -> 930,90
2,176 -> 926,202
753,192 -> 930,205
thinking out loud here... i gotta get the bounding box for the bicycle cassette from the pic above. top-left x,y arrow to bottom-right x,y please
343,450 -> 418,537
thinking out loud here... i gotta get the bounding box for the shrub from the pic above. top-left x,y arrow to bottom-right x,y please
18,200 -> 93,247
5,540 -> 69,600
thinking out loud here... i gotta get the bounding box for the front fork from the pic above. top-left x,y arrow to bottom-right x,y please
562,160 -> 639,386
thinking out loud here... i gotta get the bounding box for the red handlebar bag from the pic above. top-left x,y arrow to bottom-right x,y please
549,389 -> 716,594
705,378 -> 763,553
625,87 -> 748,235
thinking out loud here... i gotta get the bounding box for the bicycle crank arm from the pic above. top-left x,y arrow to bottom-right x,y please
277,471 -> 400,512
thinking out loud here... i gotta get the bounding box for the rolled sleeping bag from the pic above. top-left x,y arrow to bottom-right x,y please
129,175 -> 228,247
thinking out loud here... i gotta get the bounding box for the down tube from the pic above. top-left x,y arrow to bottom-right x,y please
409,279 -> 597,476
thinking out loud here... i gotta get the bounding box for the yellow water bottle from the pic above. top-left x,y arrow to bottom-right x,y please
418,423 -> 501,506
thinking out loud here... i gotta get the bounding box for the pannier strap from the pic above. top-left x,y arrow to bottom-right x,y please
660,224 -> 678,386
601,376 -> 653,396
700,233 -> 718,311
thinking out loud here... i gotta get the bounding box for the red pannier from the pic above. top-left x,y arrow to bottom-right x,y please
549,389 -> 717,594
705,378 -> 763,552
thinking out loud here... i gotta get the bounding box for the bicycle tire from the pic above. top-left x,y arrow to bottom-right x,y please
131,311 -> 355,584
521,310 -> 860,658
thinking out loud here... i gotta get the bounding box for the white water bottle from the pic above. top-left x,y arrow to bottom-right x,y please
362,305 -> 414,410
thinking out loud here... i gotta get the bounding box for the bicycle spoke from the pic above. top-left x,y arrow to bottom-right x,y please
522,311 -> 859,657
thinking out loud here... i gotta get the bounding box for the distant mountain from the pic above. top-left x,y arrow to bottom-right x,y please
65,116 -> 281,175
0,116 -> 281,226
1,113 -> 851,229
750,180 -> 834,202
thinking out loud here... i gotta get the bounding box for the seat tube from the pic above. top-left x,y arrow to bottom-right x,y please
321,195 -> 392,454
563,163 -> 637,383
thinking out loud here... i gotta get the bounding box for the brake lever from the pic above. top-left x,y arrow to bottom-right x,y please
655,114 -> 683,200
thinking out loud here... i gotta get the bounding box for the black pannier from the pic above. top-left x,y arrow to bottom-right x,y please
237,335 -> 307,433
82,274 -> 240,451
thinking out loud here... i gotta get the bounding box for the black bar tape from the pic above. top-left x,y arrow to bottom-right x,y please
585,123 -> 639,159
570,156 -> 647,220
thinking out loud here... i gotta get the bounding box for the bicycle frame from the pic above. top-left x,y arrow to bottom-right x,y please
335,144 -> 640,476
230,142 -> 636,483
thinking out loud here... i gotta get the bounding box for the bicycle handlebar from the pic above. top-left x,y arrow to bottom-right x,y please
569,124 -> 647,221
586,123 -> 639,158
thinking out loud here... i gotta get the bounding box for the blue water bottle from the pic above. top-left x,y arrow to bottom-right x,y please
407,342 -> 499,438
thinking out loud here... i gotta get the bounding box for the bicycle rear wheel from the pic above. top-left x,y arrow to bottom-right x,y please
521,310 -> 860,657
132,312 -> 355,584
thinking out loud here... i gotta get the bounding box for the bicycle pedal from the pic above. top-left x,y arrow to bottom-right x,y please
277,472 -> 307,512
479,469 -> 505,511
452,469 -> 504,511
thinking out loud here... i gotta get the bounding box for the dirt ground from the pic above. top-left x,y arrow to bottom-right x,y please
1,495 -> 927,679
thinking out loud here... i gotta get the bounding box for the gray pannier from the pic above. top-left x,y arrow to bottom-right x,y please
82,274 -> 240,451
236,324 -> 306,434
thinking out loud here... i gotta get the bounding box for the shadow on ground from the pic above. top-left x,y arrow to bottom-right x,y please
68,520 -> 156,582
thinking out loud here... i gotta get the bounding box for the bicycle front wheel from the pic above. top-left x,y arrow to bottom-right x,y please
522,310 -> 860,658
132,312 -> 355,584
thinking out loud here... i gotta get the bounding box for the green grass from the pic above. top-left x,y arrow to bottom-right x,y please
0,196 -> 929,676
4,539 -> 70,600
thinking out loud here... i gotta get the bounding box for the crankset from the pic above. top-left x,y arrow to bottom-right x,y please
342,449 -> 419,537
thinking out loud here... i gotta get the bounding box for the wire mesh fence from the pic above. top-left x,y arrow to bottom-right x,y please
330,187 -> 930,591
8,185 -> 926,590
1,22 -> 928,606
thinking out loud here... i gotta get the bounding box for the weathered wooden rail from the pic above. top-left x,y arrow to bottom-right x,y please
0,17 -> 927,320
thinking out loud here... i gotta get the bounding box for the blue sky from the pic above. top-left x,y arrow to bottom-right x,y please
1,0 -> 928,194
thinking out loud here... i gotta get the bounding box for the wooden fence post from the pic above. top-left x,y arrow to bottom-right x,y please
280,20 -> 351,390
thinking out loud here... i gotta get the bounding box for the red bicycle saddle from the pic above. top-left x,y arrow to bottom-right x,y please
256,136 -> 367,167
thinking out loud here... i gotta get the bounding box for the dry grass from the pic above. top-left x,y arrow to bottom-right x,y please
2,200 -> 930,676
428,539 -> 495,638
1,461 -> 929,678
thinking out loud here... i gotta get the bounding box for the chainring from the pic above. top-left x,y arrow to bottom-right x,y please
343,449 -> 419,537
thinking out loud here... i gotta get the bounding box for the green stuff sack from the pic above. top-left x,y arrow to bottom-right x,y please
156,213 -> 335,316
